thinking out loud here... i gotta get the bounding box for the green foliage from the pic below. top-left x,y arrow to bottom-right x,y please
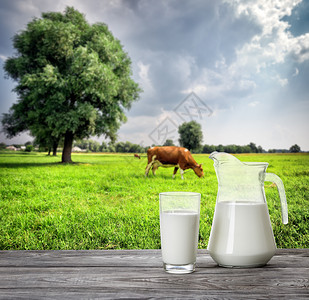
202,143 -> 265,154
289,144 -> 301,153
74,139 -> 100,152
163,139 -> 175,146
25,145 -> 33,152
114,141 -> 145,153
178,121 -> 203,152
0,152 -> 308,250
74,139 -> 145,153
2,7 -> 141,162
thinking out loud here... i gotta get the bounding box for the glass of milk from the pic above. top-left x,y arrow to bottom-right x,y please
159,192 -> 200,274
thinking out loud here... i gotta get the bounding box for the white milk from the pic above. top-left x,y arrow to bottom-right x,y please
208,202 -> 276,267
160,210 -> 200,265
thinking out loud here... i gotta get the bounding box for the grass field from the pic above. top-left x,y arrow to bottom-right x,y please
0,151 -> 308,250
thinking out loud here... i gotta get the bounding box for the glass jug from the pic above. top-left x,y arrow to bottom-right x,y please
208,152 -> 288,267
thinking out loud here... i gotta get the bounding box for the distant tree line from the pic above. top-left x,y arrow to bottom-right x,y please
71,140 -> 302,154
0,140 -> 303,154
73,140 -> 146,153
201,142 -> 265,154
73,140 -> 263,154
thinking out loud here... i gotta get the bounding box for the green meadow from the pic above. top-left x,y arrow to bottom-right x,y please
0,151 -> 308,250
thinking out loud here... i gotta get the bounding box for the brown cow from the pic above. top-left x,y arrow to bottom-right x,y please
145,146 -> 204,179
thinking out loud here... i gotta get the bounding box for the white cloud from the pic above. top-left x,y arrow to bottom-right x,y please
201,0 -> 309,109
181,84 -> 207,96
276,75 -> 289,87
292,68 -> 299,76
230,0 -> 308,70
0,54 -> 7,61
289,33 -> 309,62
137,61 -> 154,96
177,0 -> 308,112
248,101 -> 259,107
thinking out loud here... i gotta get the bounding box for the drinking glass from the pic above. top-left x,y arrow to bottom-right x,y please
160,192 -> 200,274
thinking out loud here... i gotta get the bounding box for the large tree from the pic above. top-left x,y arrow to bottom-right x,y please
289,144 -> 301,153
2,7 -> 141,162
178,120 -> 203,152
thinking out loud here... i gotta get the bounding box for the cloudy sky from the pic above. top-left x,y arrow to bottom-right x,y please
0,0 -> 308,150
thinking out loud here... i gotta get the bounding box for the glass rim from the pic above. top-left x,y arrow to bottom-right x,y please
243,162 -> 269,167
159,191 -> 201,197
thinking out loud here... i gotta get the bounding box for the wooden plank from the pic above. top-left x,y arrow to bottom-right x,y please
0,266 -> 308,297
0,249 -> 162,268
0,249 -> 308,268
0,288 -> 307,300
0,268 -> 308,299
0,249 -> 308,299
0,265 -> 308,289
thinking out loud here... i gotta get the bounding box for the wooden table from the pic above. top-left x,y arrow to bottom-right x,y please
0,249 -> 308,299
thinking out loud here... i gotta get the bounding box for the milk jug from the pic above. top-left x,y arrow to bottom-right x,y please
208,152 -> 288,267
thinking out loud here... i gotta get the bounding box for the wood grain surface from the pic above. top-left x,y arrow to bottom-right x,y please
0,249 -> 308,299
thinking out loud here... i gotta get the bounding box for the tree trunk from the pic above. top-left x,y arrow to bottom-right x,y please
47,148 -> 51,156
53,141 -> 58,156
62,131 -> 74,163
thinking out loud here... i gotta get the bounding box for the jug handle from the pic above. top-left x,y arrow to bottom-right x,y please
265,173 -> 288,224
